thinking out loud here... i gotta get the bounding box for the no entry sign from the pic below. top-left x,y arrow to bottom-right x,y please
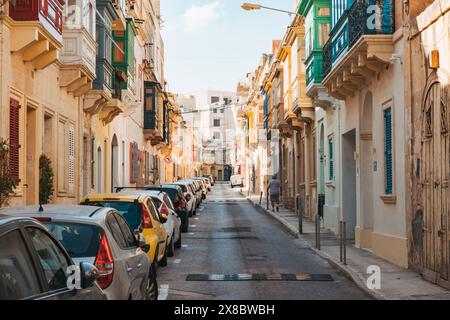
164,156 -> 172,164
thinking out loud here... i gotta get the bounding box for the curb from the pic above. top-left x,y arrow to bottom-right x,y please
243,193 -> 385,300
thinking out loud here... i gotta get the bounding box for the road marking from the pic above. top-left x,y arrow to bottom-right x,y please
182,244 -> 188,248
189,232 -> 195,235
197,206 -> 205,212
158,284 -> 169,300
195,217 -> 199,220
191,225 -> 197,227
185,273 -> 334,282
174,259 -> 181,264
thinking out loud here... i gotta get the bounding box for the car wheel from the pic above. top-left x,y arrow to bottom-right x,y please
231,184 -> 234,188
193,209 -> 196,216
159,245 -> 168,267
145,270 -> 158,301
167,234 -> 175,257
188,209 -> 193,217
175,229 -> 182,249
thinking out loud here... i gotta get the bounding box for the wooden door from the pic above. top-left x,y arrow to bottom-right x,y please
421,81 -> 449,285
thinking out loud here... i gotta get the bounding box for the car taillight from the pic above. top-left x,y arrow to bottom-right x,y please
141,204 -> 153,228
160,203 -> 169,216
178,197 -> 185,209
94,233 -> 114,289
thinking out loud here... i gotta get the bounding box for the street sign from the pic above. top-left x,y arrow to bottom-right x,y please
164,156 -> 172,164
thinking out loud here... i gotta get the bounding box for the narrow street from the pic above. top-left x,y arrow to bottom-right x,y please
158,182 -> 370,300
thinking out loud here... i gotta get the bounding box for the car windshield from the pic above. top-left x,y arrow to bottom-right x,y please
86,201 -> 141,230
43,222 -> 103,258
174,184 -> 187,192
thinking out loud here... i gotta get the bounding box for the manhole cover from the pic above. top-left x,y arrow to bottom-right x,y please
186,273 -> 334,282
221,227 -> 251,232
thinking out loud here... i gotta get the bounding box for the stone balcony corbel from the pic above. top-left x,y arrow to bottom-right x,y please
323,35 -> 394,100
60,67 -> 93,97
83,91 -> 110,115
100,98 -> 124,125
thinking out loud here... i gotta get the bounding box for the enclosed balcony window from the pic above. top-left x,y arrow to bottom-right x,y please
9,0 -> 64,35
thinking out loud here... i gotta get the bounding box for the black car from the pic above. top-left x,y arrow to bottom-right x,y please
116,185 -> 189,233
0,215 -> 106,300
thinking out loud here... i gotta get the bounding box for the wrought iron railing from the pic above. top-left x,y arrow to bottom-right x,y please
322,38 -> 333,79
322,0 -> 394,79
348,0 -> 395,48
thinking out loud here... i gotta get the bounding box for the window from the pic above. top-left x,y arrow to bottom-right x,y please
107,213 -> 127,248
144,86 -> 155,112
384,108 -> 393,194
318,7 -> 330,16
43,222 -> 103,258
68,125 -> 75,193
114,213 -> 137,248
211,96 -> 219,104
27,228 -> 70,292
213,108 -> 217,113
0,230 -> 41,300
213,132 -> 221,140
328,137 -> 334,180
90,138 -> 95,188
318,23 -> 331,47
9,98 -> 20,185
146,199 -> 160,222
220,108 -> 225,113
213,119 -> 220,127
58,119 -> 66,192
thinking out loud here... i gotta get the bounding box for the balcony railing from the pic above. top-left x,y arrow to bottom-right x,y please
9,0 -> 64,35
348,0 -> 395,48
322,0 -> 394,79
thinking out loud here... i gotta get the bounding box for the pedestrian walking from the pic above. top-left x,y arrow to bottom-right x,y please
267,174 -> 281,212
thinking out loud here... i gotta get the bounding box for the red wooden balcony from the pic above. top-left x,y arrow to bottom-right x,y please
9,0 -> 64,38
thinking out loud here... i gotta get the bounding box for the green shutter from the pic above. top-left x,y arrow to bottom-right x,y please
329,138 -> 334,180
384,108 -> 393,194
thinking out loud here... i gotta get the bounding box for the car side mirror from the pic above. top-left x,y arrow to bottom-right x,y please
79,262 -> 99,289
159,214 -> 168,223
137,233 -> 150,253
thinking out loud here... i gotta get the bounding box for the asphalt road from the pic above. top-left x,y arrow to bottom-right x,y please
157,182 -> 371,300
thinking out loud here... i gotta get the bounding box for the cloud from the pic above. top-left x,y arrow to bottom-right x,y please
182,1 -> 224,32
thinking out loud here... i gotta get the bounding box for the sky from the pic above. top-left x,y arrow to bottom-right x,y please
161,0 -> 292,94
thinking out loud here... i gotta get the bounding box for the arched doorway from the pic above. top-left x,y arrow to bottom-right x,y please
420,78 -> 449,283
111,135 -> 119,192
97,146 -> 102,193
359,91 -> 374,247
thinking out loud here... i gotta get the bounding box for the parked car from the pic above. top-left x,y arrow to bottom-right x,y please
193,178 -> 207,199
171,181 -> 196,216
186,179 -> 203,208
203,174 -> 214,186
134,185 -> 189,233
117,189 -> 181,256
0,205 -> 156,300
82,193 -> 169,269
0,214 -> 106,300
230,175 -> 244,188
199,177 -> 212,192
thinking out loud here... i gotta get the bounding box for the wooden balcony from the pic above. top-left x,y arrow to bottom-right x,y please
60,2 -> 97,96
8,0 -> 64,69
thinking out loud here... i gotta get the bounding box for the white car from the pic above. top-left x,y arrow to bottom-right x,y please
230,175 -> 244,188
117,189 -> 182,257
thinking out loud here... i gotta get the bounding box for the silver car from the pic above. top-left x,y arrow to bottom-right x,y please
0,205 -> 157,300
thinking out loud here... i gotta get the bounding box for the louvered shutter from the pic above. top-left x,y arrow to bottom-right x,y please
384,108 -> 393,194
329,138 -> 334,180
9,98 -> 21,185
68,125 -> 75,193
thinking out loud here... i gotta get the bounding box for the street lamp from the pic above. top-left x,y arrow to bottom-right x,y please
241,2 -> 302,17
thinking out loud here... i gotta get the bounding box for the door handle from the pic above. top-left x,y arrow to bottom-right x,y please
127,267 -> 133,272
137,263 -> 142,269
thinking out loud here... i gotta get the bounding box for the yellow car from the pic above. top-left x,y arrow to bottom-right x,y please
81,193 -> 169,271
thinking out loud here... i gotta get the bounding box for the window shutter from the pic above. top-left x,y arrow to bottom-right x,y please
329,138 -> 334,180
9,98 -> 21,185
384,108 -> 393,194
68,125 -> 75,193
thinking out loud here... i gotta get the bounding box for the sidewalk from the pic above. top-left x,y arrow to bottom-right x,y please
241,190 -> 450,300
